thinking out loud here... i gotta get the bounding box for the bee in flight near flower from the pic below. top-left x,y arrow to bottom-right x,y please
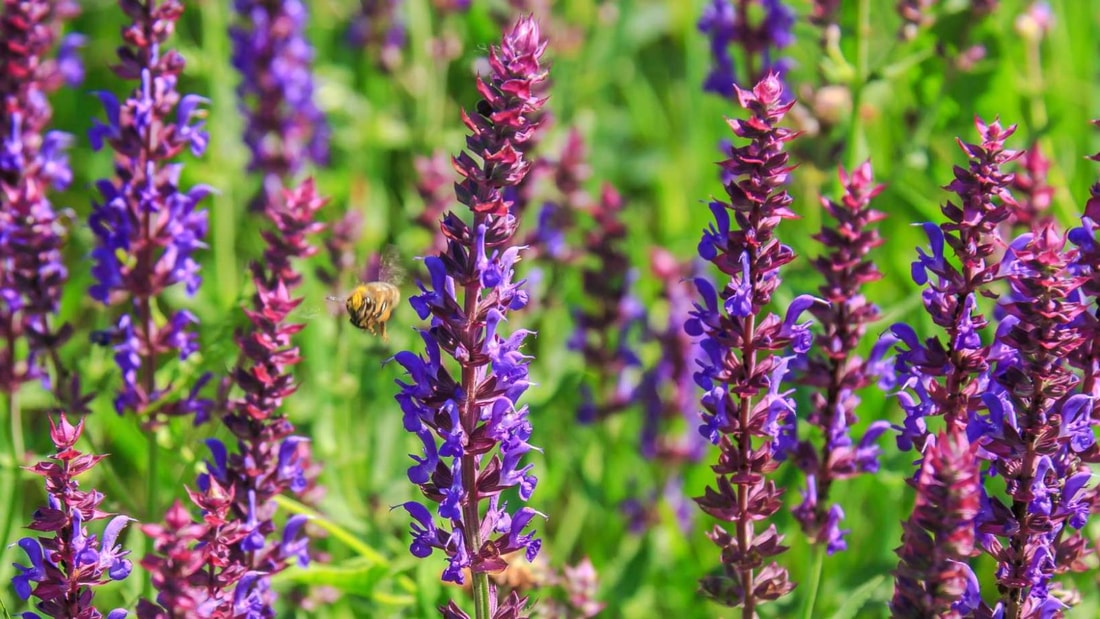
327,247 -> 404,341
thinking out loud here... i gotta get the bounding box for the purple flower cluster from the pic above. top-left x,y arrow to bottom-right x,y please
11,415 -> 132,619
0,0 -> 80,398
138,180 -> 323,617
788,161 -> 891,555
697,0 -> 794,99
347,0 -> 406,72
525,128 -> 591,262
892,117 -> 1021,453
1008,142 -> 1053,230
569,184 -> 645,423
391,16 -> 546,617
231,0 -> 329,210
685,74 -> 814,611
414,149 -> 458,254
87,0 -> 212,424
890,429 -> 981,617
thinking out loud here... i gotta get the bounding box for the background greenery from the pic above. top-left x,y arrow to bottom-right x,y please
2,0 -> 1099,617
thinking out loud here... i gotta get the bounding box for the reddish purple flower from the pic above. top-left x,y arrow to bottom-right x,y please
0,0 -> 84,406
1008,142 -> 1053,230
231,0 -> 329,210
685,74 -> 812,611
87,0 -> 212,425
698,0 -> 794,99
392,16 -> 547,617
789,161 -> 890,554
11,415 -> 132,619
897,0 -> 936,40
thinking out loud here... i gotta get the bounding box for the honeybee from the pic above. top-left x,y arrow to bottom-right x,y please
327,247 -> 404,341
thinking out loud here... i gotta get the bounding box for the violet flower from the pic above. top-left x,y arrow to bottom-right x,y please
1007,142 -> 1053,230
231,0 -> 330,211
1068,120 -> 1100,399
347,0 -> 406,72
569,184 -> 645,423
890,430 -> 982,617
892,117 -> 1020,453
524,128 -> 592,262
0,0 -> 85,408
87,0 -> 213,425
415,150 -> 458,254
789,161 -> 890,555
139,180 -> 323,617
11,415 -> 132,619
392,16 -> 546,617
685,74 -> 812,611
972,224 -> 1096,615
697,0 -> 794,99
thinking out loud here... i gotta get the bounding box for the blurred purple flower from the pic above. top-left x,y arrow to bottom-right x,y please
686,74 -> 805,611
698,0 -> 794,99
0,0 -> 85,408
392,16 -> 547,617
348,0 -> 406,71
897,0 -> 936,40
87,0 -> 213,425
12,415 -> 132,619
231,0 -> 330,210
1008,142 -> 1053,230
789,161 -> 889,554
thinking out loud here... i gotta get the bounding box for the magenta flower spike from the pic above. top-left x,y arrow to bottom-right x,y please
685,74 -> 813,613
392,16 -> 547,619
11,415 -> 132,619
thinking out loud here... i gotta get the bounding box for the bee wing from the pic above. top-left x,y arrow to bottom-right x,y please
378,244 -> 406,286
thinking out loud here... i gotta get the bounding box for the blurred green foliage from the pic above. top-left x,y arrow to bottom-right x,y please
2,0 -> 1099,617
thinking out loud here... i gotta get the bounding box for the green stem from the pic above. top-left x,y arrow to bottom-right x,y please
273,494 -> 389,565
144,433 -> 159,600
846,0 -> 871,169
800,544 -> 825,619
8,389 -> 23,466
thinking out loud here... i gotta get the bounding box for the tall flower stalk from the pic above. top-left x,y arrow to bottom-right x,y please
138,179 -> 323,617
87,0 -> 212,425
10,415 -> 133,619
231,0 -> 329,210
697,0 -> 795,99
684,74 -> 814,614
0,0 -> 86,426
392,16 -> 547,619
788,161 -> 891,554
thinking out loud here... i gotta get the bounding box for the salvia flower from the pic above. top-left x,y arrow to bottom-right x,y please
890,430 -> 982,617
87,0 -> 213,424
1007,142 -> 1053,230
11,415 -> 132,619
789,161 -> 890,554
684,74 -> 811,612
697,0 -> 794,99
231,0 -> 330,210
891,117 -> 1020,453
415,149 -> 458,254
0,0 -> 82,401
347,0 -> 406,71
524,127 -> 592,262
569,184 -> 645,423
1066,121 -> 1100,398
139,180 -> 323,617
973,224 -> 1096,615
392,16 -> 547,617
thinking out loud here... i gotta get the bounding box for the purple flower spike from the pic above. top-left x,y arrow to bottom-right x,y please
11,415 -> 133,618
0,0 -> 87,408
972,222 -> 1096,613
231,0 -> 329,210
688,74 -> 802,612
87,0 -> 213,425
790,160 -> 887,554
139,181 -> 326,618
392,16 -> 547,617
698,0 -> 794,99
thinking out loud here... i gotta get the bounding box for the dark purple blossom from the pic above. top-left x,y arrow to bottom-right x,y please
140,181 -> 323,617
0,0 -> 84,408
347,0 -> 406,72
523,128 -> 592,262
1007,142 -> 1053,230
415,150 -> 458,254
788,161 -> 890,554
891,117 -> 1021,453
685,74 -> 812,612
11,415 -> 132,619
890,430 -> 982,618
392,16 -> 546,618
971,223 -> 1097,615
231,0 -> 329,211
697,0 -> 794,99
87,0 -> 213,425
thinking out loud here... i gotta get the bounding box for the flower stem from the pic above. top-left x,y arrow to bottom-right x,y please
800,543 -> 825,619
738,313 -> 758,619
847,0 -> 871,169
8,388 -> 23,465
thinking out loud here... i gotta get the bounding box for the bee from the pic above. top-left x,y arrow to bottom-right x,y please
327,247 -> 404,341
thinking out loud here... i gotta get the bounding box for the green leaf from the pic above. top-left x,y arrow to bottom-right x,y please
827,575 -> 887,619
